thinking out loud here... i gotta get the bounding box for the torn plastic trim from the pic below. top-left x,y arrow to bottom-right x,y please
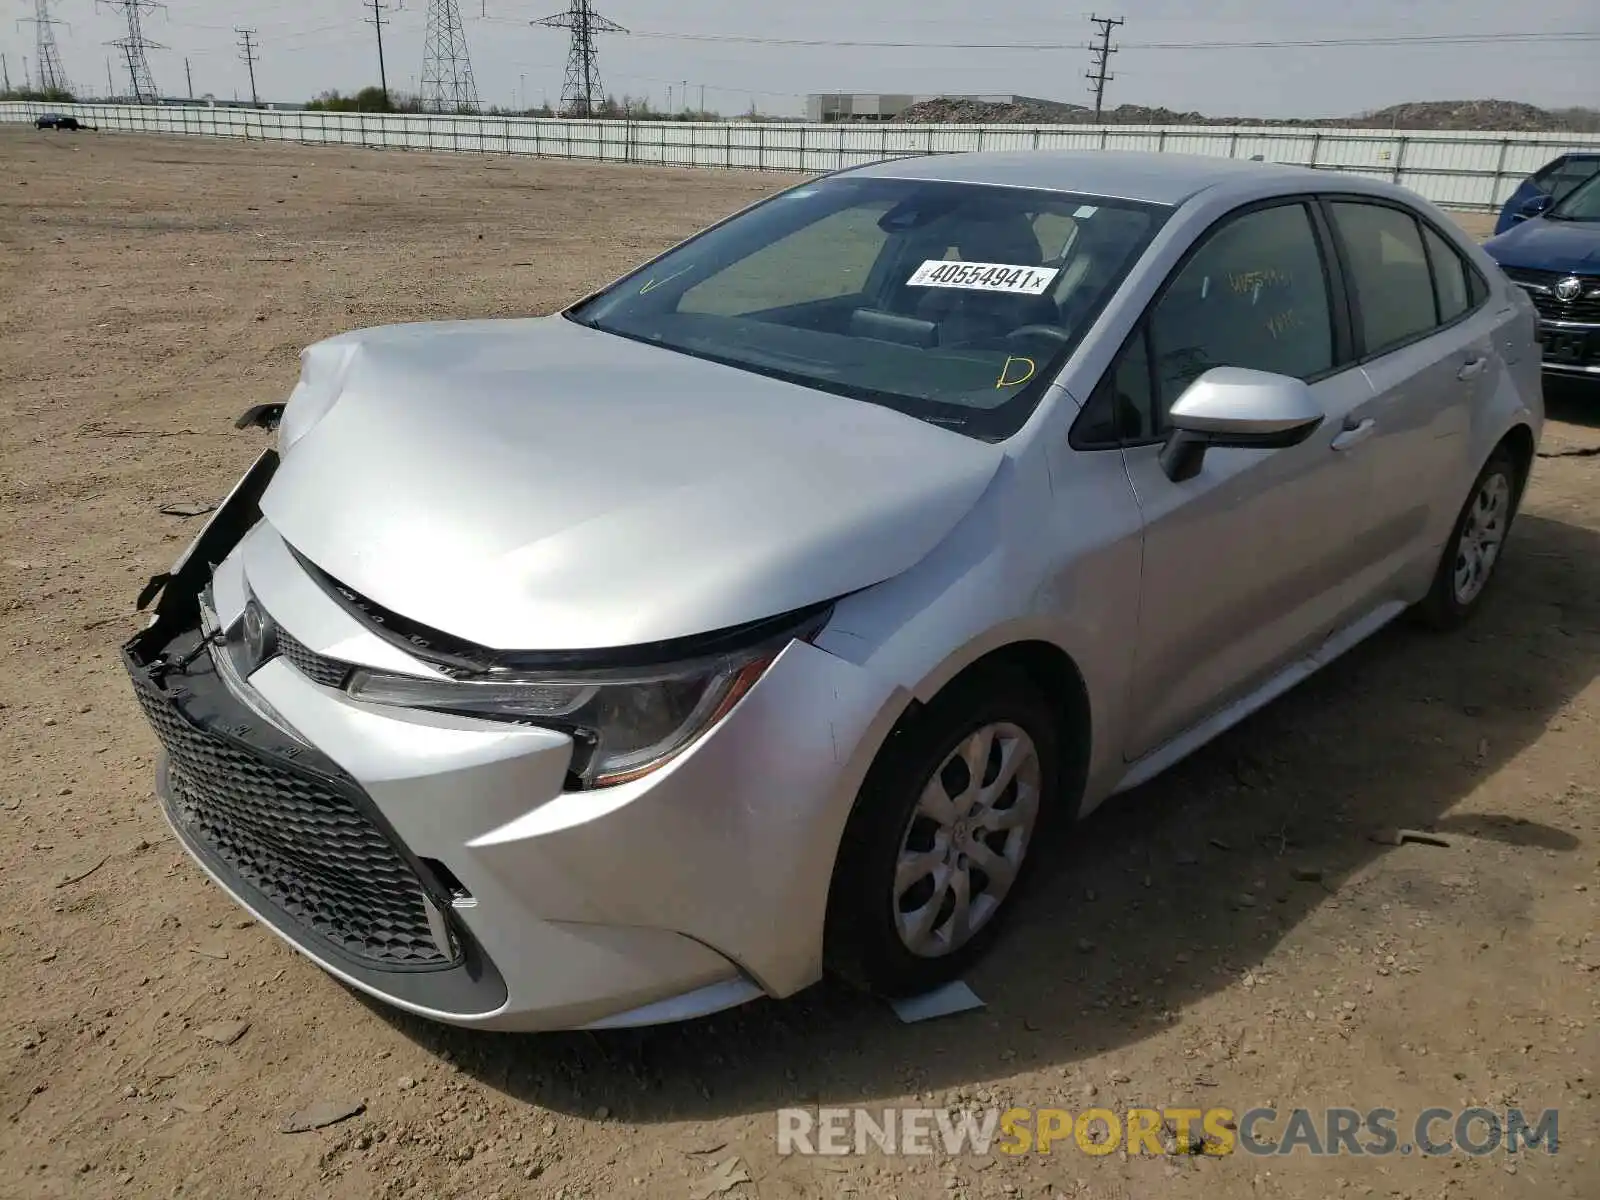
134,448 -> 279,625
235,402 -> 286,431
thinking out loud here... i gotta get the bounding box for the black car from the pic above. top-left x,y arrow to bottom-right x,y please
35,113 -> 82,131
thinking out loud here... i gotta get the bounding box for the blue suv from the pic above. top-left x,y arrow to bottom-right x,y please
1494,152 -> 1600,236
1485,170 -> 1600,382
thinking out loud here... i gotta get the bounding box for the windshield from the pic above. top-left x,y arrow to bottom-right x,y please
568,176 -> 1168,440
1549,171 -> 1600,221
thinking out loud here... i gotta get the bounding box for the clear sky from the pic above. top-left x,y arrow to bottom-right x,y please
6,0 -> 1596,118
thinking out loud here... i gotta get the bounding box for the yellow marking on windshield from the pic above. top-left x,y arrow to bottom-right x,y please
997,356 -> 1037,388
639,265 -> 696,295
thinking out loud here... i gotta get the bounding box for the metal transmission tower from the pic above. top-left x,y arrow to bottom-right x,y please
420,0 -> 480,113
1086,14 -> 1123,121
22,0 -> 72,96
533,0 -> 625,117
100,0 -> 163,103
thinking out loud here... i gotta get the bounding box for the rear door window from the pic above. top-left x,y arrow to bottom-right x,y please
1328,202 -> 1439,357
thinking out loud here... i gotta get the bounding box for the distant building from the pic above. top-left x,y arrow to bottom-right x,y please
806,94 -> 1055,122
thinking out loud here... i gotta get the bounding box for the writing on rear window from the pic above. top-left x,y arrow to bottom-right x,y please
907,260 -> 1061,295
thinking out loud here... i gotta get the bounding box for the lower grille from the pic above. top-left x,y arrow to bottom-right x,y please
129,667 -> 457,970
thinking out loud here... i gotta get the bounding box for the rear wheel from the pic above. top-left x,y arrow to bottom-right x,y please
825,665 -> 1061,997
1416,448 -> 1520,629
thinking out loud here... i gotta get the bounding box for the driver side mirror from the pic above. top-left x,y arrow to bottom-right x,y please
1159,367 -> 1325,483
1516,193 -> 1554,221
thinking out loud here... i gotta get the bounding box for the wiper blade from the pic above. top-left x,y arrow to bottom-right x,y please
727,345 -> 840,377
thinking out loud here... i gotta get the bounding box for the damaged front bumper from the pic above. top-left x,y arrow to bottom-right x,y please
124,448 -> 511,1015
120,449 -> 904,1031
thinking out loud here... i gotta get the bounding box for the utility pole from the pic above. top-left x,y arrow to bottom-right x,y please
23,0 -> 72,96
105,55 -> 114,98
236,29 -> 258,106
1086,14 -> 1123,122
421,0 -> 481,113
533,1 -> 625,117
184,55 -> 192,99
1,53 -> 9,93
99,0 -> 165,103
698,83 -> 704,114
363,0 -> 391,107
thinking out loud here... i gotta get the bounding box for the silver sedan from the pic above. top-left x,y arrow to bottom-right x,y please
122,150 -> 1543,1031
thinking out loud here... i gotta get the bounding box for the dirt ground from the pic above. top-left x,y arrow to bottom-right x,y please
1,129 -> 1597,1200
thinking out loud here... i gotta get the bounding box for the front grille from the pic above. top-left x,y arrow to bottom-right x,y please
129,667 -> 457,970
275,627 -> 351,689
1502,267 -> 1600,325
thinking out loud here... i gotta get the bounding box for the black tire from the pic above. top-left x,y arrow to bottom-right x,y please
1415,447 -> 1522,630
824,664 -> 1062,997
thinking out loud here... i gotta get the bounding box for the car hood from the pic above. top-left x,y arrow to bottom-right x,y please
1485,218 -> 1600,274
259,315 -> 1006,651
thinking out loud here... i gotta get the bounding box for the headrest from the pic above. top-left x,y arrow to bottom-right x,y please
955,214 -> 1043,267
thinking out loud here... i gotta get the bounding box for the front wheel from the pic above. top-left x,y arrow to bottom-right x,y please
1416,448 -> 1520,629
825,665 -> 1061,997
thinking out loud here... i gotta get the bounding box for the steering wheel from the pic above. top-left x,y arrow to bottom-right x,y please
1006,324 -> 1073,346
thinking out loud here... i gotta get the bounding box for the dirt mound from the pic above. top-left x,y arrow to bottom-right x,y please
897,96 -> 1091,124
896,94 -> 1600,132
1347,99 -> 1595,132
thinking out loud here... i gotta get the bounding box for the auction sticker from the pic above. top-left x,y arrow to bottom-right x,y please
907,260 -> 1060,295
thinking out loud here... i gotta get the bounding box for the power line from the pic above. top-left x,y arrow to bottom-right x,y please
614,28 -> 1600,51
252,22 -> 360,50
236,27 -> 258,107
421,0 -> 481,113
98,0 -> 164,104
1086,13 -> 1122,120
362,0 -> 392,104
534,1 -> 625,116
22,0 -> 72,96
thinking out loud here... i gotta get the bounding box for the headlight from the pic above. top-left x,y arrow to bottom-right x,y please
345,612 -> 824,786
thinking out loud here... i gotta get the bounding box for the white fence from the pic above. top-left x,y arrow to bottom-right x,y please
7,101 -> 1600,213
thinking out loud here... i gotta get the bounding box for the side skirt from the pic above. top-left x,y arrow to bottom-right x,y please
1110,599 -> 1409,796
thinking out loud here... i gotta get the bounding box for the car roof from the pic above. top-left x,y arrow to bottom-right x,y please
845,149 -> 1347,207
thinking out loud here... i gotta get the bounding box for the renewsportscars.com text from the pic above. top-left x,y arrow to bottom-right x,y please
776,1105 -> 1560,1158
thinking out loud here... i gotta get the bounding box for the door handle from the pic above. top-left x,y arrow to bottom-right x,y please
1458,355 -> 1489,380
1331,418 -> 1377,452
